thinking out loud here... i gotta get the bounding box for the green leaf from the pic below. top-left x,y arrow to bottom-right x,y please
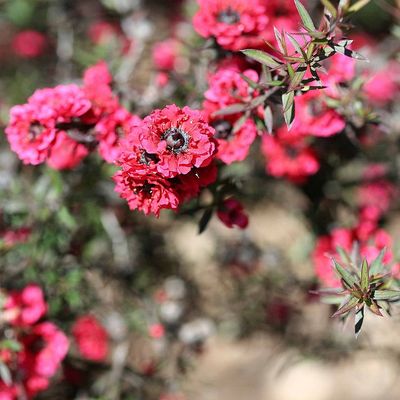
241,49 -> 281,69
0,362 -> 12,386
355,306 -> 364,338
232,114 -> 248,133
240,73 -> 260,90
282,91 -> 295,130
373,290 -> 400,301
367,300 -> 383,316
331,44 -> 368,61
264,105 -> 273,134
332,295 -> 360,317
336,246 -> 352,265
288,63 -> 308,91
294,0 -> 316,31
369,248 -> 386,275
321,0 -> 337,17
333,259 -> 357,288
198,208 -> 213,234
347,0 -> 371,13
212,103 -> 248,117
286,34 -> 307,59
0,339 -> 22,352
360,259 -> 369,291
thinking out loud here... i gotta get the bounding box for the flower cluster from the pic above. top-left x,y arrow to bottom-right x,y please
193,0 -> 300,51
0,285 -> 68,399
114,104 -> 218,216
5,61 -> 138,169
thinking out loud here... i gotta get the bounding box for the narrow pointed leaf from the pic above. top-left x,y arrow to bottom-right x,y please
241,49 -> 281,68
373,290 -> 400,301
212,103 -> 248,117
282,91 -> 295,130
294,0 -> 316,31
321,0 -> 337,17
347,0 -> 371,13
232,113 -> 248,133
0,362 -> 11,386
369,247 -> 386,275
367,300 -> 383,316
333,259 -> 357,288
332,295 -> 360,317
240,73 -> 261,89
355,306 -> 364,338
288,63 -> 308,91
198,208 -> 213,234
264,105 -> 273,134
286,34 -> 307,59
336,246 -> 352,264
360,259 -> 369,291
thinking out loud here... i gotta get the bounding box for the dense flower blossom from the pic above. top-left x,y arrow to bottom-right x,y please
114,106 -> 217,216
193,0 -> 270,51
203,67 -> 258,163
1,286 -> 68,400
313,224 -> 399,287
12,30 -> 47,58
137,105 -> 217,178
217,198 -> 249,229
5,284 -> 47,327
72,315 -> 109,362
261,127 -> 320,183
6,61 -> 140,168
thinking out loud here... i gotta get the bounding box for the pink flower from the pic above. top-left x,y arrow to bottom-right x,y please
72,315 -> 109,362
6,285 -> 47,327
5,103 -> 56,165
12,30 -> 47,58
96,108 -> 141,163
193,0 -> 270,51
152,39 -> 180,71
291,91 -> 345,137
261,127 -> 320,183
217,198 -> 249,229
46,130 -> 89,170
137,105 -> 217,178
149,323 -> 165,339
364,61 -> 400,105
203,67 -> 258,163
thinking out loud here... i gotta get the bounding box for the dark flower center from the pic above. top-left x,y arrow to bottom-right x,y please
134,182 -> 154,197
28,122 -> 44,141
212,119 -> 233,140
217,7 -> 240,24
285,146 -> 299,158
162,127 -> 189,154
139,151 -> 159,165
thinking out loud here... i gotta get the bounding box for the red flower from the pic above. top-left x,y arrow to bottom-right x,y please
193,0 -> 270,51
261,127 -> 320,183
72,315 -> 109,362
46,131 -> 89,170
114,171 -> 181,217
96,108 -> 141,163
217,198 -> 249,229
138,105 -> 217,178
12,30 -> 47,58
152,39 -> 180,71
5,284 -> 47,327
